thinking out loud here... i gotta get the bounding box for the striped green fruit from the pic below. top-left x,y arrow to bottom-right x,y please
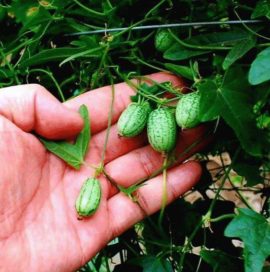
117,101 -> 151,137
75,177 -> 101,217
147,107 -> 177,153
175,92 -> 201,129
155,29 -> 174,52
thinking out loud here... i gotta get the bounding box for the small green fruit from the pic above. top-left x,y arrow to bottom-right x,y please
117,101 -> 151,137
147,107 -> 177,153
155,29 -> 174,52
175,92 -> 201,129
75,177 -> 101,217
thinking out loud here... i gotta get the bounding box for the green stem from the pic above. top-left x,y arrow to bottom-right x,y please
91,45 -> 109,89
228,179 -> 255,210
233,8 -> 270,41
219,152 -> 255,210
113,17 -> 159,38
59,47 -> 103,66
145,0 -> 167,18
211,187 -> 260,192
138,75 -> 185,96
178,218 -> 204,271
210,213 -> 235,222
6,21 -> 51,57
100,71 -> 115,165
158,155 -> 169,227
195,226 -> 206,272
0,50 -> 20,85
113,68 -> 161,103
143,238 -> 178,248
105,253 -> 110,271
122,239 -> 141,257
0,80 -> 14,88
105,0 -> 113,9
128,127 -> 212,187
208,149 -> 240,213
178,148 -> 240,271
115,70 -> 183,104
187,0 -> 194,39
88,261 -> 98,272
235,4 -> 254,11
73,0 -> 107,17
174,129 -> 212,162
257,43 -> 270,47
137,57 -> 165,72
60,74 -> 77,89
168,29 -> 232,50
28,68 -> 65,102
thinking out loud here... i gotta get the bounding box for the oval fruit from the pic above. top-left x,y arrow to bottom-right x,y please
75,177 -> 101,217
117,101 -> 151,137
155,29 -> 174,52
147,107 -> 177,153
175,92 -> 201,129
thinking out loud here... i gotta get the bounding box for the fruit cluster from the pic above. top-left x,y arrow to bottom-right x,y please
74,89 -> 201,219
117,91 -> 201,153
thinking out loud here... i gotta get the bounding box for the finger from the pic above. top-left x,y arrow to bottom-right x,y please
65,72 -> 185,134
0,84 -> 83,139
105,125 -> 211,188
108,161 -> 201,237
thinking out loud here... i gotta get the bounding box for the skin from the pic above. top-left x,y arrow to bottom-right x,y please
0,72 -> 210,272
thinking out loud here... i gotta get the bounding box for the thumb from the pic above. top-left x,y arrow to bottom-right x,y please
0,84 -> 83,139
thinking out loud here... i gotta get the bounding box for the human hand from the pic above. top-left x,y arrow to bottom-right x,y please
0,72 -> 209,272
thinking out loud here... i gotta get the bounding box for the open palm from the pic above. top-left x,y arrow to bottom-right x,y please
0,73 -> 208,272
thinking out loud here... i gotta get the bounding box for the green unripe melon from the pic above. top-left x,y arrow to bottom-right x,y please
147,107 -> 177,153
155,29 -> 174,52
175,92 -> 201,129
75,178 -> 101,217
117,101 -> 151,137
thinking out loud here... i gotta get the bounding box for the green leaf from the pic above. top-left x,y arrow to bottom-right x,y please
249,47 -> 270,85
198,68 -> 265,156
219,69 -> 263,156
131,256 -> 173,272
20,8 -> 51,34
19,48 -> 86,68
164,44 -> 209,61
224,208 -> 270,272
40,139 -> 83,169
40,104 -> 90,169
186,30 -> 250,46
10,1 -> 45,25
164,63 -> 193,80
165,29 -> 253,61
76,105 -> 91,159
197,79 -> 220,122
59,47 -> 102,66
200,249 -> 242,272
70,35 -> 98,48
252,0 -> 270,19
223,36 -> 256,70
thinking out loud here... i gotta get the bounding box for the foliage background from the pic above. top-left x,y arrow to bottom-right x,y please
0,0 -> 269,271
